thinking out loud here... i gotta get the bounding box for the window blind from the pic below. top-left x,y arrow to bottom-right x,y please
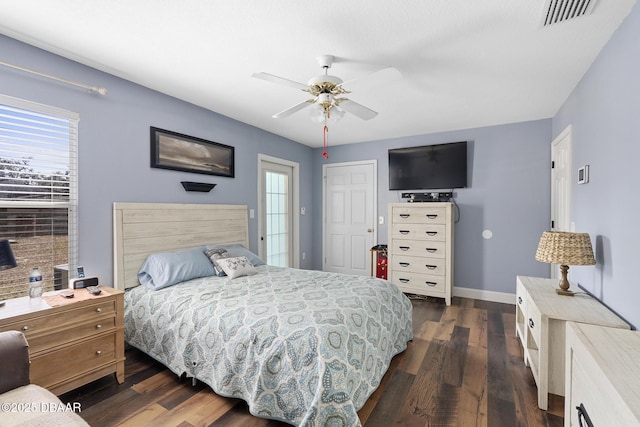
0,94 -> 78,299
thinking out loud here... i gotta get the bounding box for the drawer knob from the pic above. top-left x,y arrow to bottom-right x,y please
22,326 -> 29,331
518,296 -> 523,304
425,248 -> 437,253
425,264 -> 437,270
399,246 -> 410,251
399,262 -> 410,267
399,230 -> 410,235
399,214 -> 410,219
426,231 -> 438,236
528,318 -> 535,329
426,281 -> 437,287
96,324 -> 102,329
96,350 -> 102,356
96,308 -> 102,313
426,214 -> 438,219
399,278 -> 409,283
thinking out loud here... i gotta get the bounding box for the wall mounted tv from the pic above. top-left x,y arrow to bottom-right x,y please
389,141 -> 468,190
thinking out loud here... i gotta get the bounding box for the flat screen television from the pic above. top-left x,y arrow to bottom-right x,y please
389,141 -> 468,190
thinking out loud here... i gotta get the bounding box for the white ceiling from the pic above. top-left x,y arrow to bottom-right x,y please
0,0 -> 636,147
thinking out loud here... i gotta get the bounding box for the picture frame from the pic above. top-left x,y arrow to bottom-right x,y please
150,127 -> 234,178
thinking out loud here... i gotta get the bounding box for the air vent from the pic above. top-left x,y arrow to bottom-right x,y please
543,0 -> 598,26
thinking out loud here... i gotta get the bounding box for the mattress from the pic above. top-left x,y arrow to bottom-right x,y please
124,265 -> 413,426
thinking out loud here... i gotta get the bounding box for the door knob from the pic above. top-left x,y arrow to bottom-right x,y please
367,228 -> 373,233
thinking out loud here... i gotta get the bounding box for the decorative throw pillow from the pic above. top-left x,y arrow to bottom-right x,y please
216,256 -> 257,279
204,248 -> 230,276
204,243 -> 266,266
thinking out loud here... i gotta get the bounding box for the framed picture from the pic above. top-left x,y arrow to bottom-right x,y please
150,127 -> 234,178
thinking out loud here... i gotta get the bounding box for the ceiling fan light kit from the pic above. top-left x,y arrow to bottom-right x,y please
253,54 -> 398,158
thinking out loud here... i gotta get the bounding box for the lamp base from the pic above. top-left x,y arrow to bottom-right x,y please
555,288 -> 575,296
556,264 -> 575,296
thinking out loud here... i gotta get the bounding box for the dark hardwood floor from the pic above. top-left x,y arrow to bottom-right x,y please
60,296 -> 564,426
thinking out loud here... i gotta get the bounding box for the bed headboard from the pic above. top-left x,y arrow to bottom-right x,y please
113,202 -> 249,291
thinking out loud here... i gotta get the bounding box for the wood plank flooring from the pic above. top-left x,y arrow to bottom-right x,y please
60,296 -> 564,426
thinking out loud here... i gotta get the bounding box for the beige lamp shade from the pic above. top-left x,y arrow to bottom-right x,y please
535,231 -> 596,265
535,231 -> 596,296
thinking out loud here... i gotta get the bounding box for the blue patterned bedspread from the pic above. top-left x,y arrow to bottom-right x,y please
124,265 -> 413,426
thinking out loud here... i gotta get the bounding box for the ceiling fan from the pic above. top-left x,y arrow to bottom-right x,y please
252,55 -> 400,123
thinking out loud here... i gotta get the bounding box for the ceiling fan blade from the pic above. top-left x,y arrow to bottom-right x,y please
339,99 -> 378,120
272,99 -> 315,118
252,72 -> 309,91
337,66 -> 402,89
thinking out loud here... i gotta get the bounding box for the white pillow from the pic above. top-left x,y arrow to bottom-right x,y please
216,256 -> 257,279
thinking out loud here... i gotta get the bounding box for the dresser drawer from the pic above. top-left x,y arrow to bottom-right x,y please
527,296 -> 542,345
391,224 -> 446,241
392,207 -> 446,224
0,299 -> 115,340
392,255 -> 445,276
390,239 -> 446,258
30,333 -> 116,389
393,272 -> 446,294
29,317 -> 116,354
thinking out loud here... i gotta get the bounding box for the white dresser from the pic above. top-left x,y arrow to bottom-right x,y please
565,322 -> 640,426
387,202 -> 453,305
515,276 -> 630,410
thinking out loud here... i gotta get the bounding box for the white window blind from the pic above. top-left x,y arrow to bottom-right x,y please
0,94 -> 78,299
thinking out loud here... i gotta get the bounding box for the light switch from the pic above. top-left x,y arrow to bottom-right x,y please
249,209 -> 255,219
301,207 -> 306,215
379,216 -> 384,225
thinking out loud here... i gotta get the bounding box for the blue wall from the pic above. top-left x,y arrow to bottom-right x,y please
7,7 -> 637,308
312,120 -> 552,295
552,2 -> 640,328
0,35 -> 316,284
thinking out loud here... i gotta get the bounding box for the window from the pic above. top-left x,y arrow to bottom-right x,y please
0,95 -> 78,299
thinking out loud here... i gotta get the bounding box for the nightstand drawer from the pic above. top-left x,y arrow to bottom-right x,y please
391,224 -> 446,241
392,207 -> 446,224
516,279 -> 527,314
527,297 -> 542,347
390,240 -> 446,258
30,334 -> 116,389
0,299 -> 115,339
28,317 -> 116,354
392,255 -> 445,276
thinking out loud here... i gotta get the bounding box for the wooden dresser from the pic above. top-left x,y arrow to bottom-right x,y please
388,202 -> 454,305
565,322 -> 640,426
0,286 -> 125,395
515,276 -> 629,410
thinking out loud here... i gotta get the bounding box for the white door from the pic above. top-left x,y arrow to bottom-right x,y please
259,156 -> 299,268
551,125 -> 572,277
323,161 -> 377,276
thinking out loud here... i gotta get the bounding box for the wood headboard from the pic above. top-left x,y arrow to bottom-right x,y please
113,202 -> 249,290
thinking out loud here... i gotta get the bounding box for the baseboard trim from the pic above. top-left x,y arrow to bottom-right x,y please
454,286 -> 515,305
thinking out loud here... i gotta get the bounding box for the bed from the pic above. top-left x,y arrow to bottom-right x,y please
113,202 -> 412,426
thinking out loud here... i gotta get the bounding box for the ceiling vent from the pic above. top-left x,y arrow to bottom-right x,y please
542,0 -> 598,26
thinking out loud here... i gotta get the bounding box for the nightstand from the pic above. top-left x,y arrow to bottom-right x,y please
0,286 -> 125,395
515,276 -> 629,410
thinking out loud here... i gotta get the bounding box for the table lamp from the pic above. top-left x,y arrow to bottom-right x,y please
535,231 -> 596,296
0,239 -> 17,270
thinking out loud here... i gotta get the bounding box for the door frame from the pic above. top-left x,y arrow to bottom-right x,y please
257,154 -> 300,268
322,159 -> 377,272
550,124 -> 572,277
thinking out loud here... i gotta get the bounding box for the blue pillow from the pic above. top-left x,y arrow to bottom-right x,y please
138,246 -> 215,290
204,243 -> 265,266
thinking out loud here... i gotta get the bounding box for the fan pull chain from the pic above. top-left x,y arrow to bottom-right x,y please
322,124 -> 329,159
